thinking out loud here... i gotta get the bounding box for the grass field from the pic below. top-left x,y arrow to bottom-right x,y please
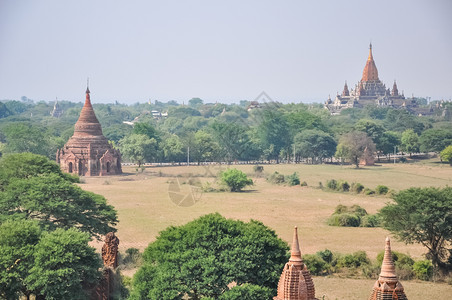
81,159 -> 452,299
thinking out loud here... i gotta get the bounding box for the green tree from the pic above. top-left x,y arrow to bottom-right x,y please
0,220 -> 41,299
400,129 -> 419,157
440,145 -> 452,165
188,97 -> 204,108
133,122 -> 161,142
119,133 -> 157,167
192,130 -> 219,164
419,128 -> 452,153
218,284 -> 273,300
335,131 -> 376,168
220,168 -> 253,192
257,109 -> 291,162
162,134 -> 185,163
2,122 -> 51,158
0,153 -> 117,238
26,228 -> 101,300
380,187 -> 452,272
294,129 -> 336,163
130,213 -> 288,300
377,131 -> 400,159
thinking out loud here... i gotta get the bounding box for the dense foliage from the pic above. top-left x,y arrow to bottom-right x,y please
0,153 -> 118,238
1,97 -> 450,166
130,213 -> 288,299
220,168 -> 253,192
380,187 -> 452,272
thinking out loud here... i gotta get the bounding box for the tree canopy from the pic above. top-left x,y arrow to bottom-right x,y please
130,213 -> 288,300
379,187 -> 452,272
0,153 -> 118,239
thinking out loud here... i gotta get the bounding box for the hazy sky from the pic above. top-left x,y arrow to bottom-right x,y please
1,0 -> 451,104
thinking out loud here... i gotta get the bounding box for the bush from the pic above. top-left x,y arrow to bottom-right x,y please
334,204 -> 349,214
336,251 -> 370,268
300,181 -> 308,186
316,249 -> 333,263
351,182 -> 365,193
326,179 -> 338,190
337,180 -> 350,192
267,171 -> 285,184
364,188 -> 375,195
360,214 -> 381,227
253,165 -> 264,173
328,213 -> 361,227
302,254 -> 330,275
285,172 -> 300,186
350,204 -> 367,217
219,284 -> 273,300
220,168 -> 253,192
413,260 -> 433,281
375,185 -> 389,195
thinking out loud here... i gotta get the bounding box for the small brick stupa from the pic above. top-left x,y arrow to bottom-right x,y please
57,86 -> 122,176
274,226 -> 317,300
369,237 -> 408,300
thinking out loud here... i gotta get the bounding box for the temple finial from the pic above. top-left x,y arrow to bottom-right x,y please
86,78 -> 90,94
289,226 -> 302,263
379,237 -> 398,281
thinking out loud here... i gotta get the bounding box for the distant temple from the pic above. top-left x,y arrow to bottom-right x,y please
56,86 -> 122,176
325,44 -> 415,114
369,237 -> 408,300
50,98 -> 63,118
274,227 -> 317,300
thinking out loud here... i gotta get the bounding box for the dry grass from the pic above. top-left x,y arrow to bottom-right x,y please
314,276 -> 452,300
81,159 -> 452,297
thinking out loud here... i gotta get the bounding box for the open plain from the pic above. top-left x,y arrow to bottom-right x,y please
81,159 -> 452,299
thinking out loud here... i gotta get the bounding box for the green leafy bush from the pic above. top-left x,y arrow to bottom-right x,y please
360,214 -> 381,227
364,188 -> 375,195
326,179 -> 338,190
316,249 -> 333,263
337,180 -> 350,192
413,260 -> 433,281
285,172 -> 300,186
300,181 -> 308,186
375,185 -> 389,195
302,254 -> 330,275
336,251 -> 370,268
220,168 -> 253,192
219,284 -> 273,300
253,165 -> 264,173
267,171 -> 285,184
350,204 -> 367,217
351,182 -> 365,193
328,213 -> 361,227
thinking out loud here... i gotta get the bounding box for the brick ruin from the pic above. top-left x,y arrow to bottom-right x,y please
57,86 -> 122,176
93,232 -> 120,300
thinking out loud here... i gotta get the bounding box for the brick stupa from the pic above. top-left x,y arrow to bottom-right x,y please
369,237 -> 408,300
57,86 -> 122,176
274,226 -> 317,300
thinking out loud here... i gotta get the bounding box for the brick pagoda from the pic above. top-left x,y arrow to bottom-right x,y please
274,226 -> 317,300
369,237 -> 408,300
57,86 -> 122,176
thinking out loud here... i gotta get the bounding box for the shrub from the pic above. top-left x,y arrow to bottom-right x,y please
364,188 -> 375,195
326,179 -> 338,190
360,214 -> 381,227
253,165 -> 264,173
302,254 -> 330,275
316,249 -> 333,263
362,263 -> 380,279
351,182 -> 365,193
413,260 -> 433,281
334,204 -> 349,215
300,181 -> 308,186
336,251 -> 370,268
220,168 -> 253,192
375,185 -> 389,195
350,204 -> 367,217
267,171 -> 285,184
337,180 -> 350,192
328,213 -> 360,227
285,172 -> 300,186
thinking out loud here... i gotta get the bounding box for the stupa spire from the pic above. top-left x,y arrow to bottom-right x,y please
368,43 -> 373,61
362,43 -> 379,82
274,227 -> 316,300
368,237 -> 408,300
289,226 -> 303,264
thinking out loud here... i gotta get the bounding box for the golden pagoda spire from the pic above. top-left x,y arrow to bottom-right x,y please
368,43 -> 373,61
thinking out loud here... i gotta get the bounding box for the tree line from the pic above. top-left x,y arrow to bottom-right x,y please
1,97 -> 451,165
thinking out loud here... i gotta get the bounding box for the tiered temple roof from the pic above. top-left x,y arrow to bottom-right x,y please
274,227 -> 316,300
369,237 -> 408,300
